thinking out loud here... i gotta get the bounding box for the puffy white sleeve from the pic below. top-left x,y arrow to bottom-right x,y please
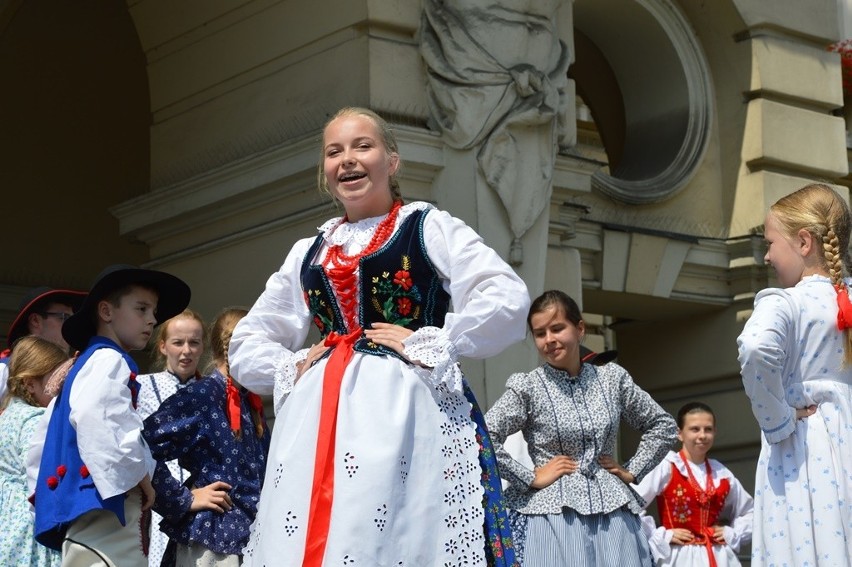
631,456 -> 675,562
69,350 -> 156,500
401,209 -> 530,392
229,237 -> 315,400
717,464 -> 754,553
737,289 -> 797,443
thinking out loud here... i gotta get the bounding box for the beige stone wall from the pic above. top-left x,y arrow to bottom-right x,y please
130,0 -> 428,191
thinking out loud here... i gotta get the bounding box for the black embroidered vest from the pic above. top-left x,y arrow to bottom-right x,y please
300,208 -> 450,359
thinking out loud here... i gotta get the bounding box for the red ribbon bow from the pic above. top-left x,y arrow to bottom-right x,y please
699,526 -> 719,567
226,377 -> 264,436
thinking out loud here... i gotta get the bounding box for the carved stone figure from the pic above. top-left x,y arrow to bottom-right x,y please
419,0 -> 572,263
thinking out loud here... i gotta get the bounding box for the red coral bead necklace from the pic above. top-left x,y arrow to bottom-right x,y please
323,200 -> 402,330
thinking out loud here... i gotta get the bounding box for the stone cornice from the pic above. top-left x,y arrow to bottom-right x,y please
111,124 -> 444,256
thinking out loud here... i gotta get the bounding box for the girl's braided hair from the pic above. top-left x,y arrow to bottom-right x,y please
210,308 -> 264,439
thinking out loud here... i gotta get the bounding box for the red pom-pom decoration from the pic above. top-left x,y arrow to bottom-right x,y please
80,465 -> 89,479
46,476 -> 59,489
56,465 -> 67,478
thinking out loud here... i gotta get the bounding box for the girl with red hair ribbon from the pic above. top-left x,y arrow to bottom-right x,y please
738,182 -> 852,566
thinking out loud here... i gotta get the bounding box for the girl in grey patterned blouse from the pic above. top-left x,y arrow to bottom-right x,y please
485,290 -> 677,567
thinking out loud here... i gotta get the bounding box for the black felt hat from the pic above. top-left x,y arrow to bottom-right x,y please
580,345 -> 618,366
7,287 -> 87,348
62,264 -> 191,351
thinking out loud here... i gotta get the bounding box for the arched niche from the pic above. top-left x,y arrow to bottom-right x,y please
0,0 -> 150,285
571,0 -> 713,204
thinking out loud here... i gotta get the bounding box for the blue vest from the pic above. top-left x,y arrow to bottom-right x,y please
300,208 -> 451,359
34,336 -> 140,550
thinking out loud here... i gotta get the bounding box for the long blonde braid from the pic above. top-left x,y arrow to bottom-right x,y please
824,228 -> 844,287
825,224 -> 852,366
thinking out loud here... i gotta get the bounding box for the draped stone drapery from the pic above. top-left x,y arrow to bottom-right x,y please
419,0 -> 571,264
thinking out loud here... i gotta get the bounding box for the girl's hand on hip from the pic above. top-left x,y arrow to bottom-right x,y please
796,404 -> 817,420
364,323 -> 414,360
597,455 -> 636,484
670,528 -> 694,545
531,456 -> 578,489
190,481 -> 234,513
296,343 -> 330,382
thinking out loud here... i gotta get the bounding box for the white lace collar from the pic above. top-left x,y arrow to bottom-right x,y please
663,450 -> 728,480
317,201 -> 432,247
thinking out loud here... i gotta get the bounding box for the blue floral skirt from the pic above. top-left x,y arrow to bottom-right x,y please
465,383 -> 519,567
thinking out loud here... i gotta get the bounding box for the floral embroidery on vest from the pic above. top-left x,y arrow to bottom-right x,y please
304,289 -> 336,336
370,256 -> 423,326
299,209 -> 450,359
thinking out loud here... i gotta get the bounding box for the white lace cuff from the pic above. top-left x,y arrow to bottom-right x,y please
273,348 -> 310,415
402,326 -> 463,393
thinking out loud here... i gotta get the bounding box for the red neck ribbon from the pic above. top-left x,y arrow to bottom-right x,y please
323,201 -> 400,330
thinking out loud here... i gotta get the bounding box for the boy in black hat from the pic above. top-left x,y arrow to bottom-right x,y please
0,287 -> 86,400
33,265 -> 190,567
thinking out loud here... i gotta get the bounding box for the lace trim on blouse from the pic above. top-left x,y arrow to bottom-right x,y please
402,326 -> 463,393
317,202 -> 431,252
273,348 -> 309,414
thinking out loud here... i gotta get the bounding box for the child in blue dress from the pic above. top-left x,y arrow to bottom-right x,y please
143,307 -> 270,566
0,336 -> 68,567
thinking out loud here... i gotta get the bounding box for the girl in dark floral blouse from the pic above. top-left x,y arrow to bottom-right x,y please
143,308 -> 270,566
485,290 -> 677,567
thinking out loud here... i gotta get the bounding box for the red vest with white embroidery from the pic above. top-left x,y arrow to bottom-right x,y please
656,460 -> 730,542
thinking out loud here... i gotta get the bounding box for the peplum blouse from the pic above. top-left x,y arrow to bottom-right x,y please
486,361 -> 677,515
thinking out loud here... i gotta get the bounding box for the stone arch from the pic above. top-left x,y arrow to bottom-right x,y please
0,0 -> 149,291
571,0 -> 714,204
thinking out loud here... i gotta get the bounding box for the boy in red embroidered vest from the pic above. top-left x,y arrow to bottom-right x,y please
632,402 -> 754,566
34,265 -> 190,567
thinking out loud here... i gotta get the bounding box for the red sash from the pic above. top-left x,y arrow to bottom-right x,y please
302,328 -> 362,567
